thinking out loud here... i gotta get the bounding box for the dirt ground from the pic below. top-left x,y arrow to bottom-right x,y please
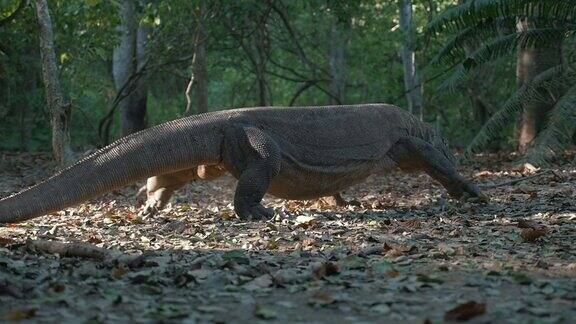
1,152 -> 575,323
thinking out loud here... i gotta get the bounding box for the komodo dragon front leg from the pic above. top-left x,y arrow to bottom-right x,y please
223,126 -> 282,220
137,165 -> 226,216
389,136 -> 485,200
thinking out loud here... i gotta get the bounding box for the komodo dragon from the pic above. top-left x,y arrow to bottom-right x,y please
0,104 -> 485,224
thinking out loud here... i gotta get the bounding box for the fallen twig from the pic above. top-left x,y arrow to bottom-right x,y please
480,170 -> 553,189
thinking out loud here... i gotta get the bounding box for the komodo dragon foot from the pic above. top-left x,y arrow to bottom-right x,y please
452,181 -> 490,203
235,205 -> 274,221
135,184 -> 166,217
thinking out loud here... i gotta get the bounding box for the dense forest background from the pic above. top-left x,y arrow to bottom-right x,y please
0,0 -> 574,164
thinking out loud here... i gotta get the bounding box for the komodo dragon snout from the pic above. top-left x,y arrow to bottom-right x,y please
0,104 -> 487,224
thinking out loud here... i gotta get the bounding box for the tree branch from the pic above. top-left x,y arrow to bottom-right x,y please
289,81 -> 316,106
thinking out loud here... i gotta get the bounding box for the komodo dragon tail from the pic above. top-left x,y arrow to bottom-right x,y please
0,116 -> 224,224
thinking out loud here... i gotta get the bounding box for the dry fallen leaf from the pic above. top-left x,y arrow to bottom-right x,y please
112,265 -> 128,280
521,228 -> 548,243
302,237 -> 316,247
516,219 -> 539,229
444,301 -> 486,321
309,291 -> 335,306
517,163 -> 538,174
244,274 -> 273,291
383,242 -> 417,257
295,216 -> 318,229
4,309 -> 36,321
313,261 -> 339,279
87,235 -> 102,244
0,236 -> 15,246
397,219 -> 421,229
474,170 -> 493,178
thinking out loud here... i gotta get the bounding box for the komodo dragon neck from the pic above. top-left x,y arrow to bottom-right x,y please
0,114 -> 225,223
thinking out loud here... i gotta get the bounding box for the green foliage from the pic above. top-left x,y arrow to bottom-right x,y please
3,0 -> 572,161
427,0 -> 576,164
465,65 -> 572,158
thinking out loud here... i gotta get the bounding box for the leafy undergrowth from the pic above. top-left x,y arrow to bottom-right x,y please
1,152 -> 575,323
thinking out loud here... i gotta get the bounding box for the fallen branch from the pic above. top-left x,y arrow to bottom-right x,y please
27,239 -> 109,259
26,239 -> 148,266
480,170 -> 553,189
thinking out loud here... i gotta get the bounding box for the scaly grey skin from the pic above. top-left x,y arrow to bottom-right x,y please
0,104 -> 486,224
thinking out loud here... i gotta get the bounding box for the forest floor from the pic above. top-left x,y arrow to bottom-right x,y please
0,151 -> 575,323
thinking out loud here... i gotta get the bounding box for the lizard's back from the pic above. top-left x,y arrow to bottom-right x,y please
222,104 -> 410,199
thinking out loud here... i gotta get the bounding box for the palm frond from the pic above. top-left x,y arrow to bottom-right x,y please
430,18 -> 509,66
436,65 -> 468,93
436,28 -> 566,92
524,84 -> 576,164
427,0 -> 576,36
464,64 -> 572,159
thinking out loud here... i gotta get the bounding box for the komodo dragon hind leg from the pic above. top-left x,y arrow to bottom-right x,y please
137,165 -> 226,216
138,169 -> 198,216
389,137 -> 486,201
224,126 -> 281,221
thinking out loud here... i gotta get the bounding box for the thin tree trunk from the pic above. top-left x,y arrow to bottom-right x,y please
193,0 -> 208,114
328,22 -> 346,105
254,34 -> 270,106
132,24 -> 149,123
20,63 -> 36,151
516,19 -> 563,152
113,0 -> 146,137
34,0 -> 74,165
399,0 -> 423,119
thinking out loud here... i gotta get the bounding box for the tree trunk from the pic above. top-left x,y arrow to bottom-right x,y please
193,0 -> 208,114
20,63 -> 36,151
516,20 -> 563,152
399,0 -> 423,119
34,0 -> 74,165
113,0 -> 146,137
132,24 -> 149,124
254,25 -> 270,107
328,22 -> 346,105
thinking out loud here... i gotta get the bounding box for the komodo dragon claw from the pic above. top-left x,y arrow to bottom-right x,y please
138,198 -> 162,217
451,181 -> 490,203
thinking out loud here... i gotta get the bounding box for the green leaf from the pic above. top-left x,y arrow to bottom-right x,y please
372,260 -> 395,275
339,255 -> 366,270
416,274 -> 444,284
223,250 -> 249,264
86,0 -> 101,6
254,305 -> 277,320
